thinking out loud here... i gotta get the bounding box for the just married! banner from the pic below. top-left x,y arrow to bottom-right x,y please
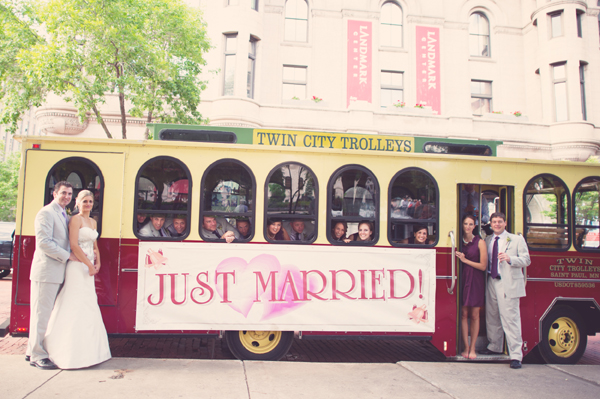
136,243 -> 436,332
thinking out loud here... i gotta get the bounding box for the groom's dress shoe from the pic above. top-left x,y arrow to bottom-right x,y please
30,358 -> 58,370
478,349 -> 503,355
510,360 -> 522,369
25,355 -> 30,362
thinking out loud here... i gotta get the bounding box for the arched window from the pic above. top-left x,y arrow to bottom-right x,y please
265,162 -> 318,243
389,168 -> 438,246
524,174 -> 570,251
573,176 -> 600,251
327,165 -> 379,245
380,2 -> 403,47
285,0 -> 308,42
134,157 -> 191,240
200,159 -> 255,242
45,158 -> 105,235
469,12 -> 490,57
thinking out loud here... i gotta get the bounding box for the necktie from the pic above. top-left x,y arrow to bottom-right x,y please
296,232 -> 301,241
491,236 -> 499,278
213,230 -> 222,239
61,210 -> 68,223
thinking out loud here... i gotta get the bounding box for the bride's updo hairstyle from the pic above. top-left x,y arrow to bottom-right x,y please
74,190 -> 94,212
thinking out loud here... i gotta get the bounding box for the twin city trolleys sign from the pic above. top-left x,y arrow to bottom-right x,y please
136,243 -> 435,332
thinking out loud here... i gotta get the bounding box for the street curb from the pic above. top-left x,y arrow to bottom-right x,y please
0,318 -> 8,337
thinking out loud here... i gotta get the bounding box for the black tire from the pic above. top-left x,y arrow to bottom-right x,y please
225,330 -> 293,361
538,305 -> 587,364
0,269 -> 10,279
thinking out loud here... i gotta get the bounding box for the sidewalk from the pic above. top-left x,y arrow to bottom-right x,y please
1,355 -> 599,399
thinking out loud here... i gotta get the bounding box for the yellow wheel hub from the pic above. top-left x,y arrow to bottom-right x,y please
547,316 -> 580,358
239,331 -> 282,354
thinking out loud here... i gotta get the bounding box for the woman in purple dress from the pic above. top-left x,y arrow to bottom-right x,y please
455,214 -> 488,359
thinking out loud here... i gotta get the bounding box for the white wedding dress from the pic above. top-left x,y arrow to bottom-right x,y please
44,227 -> 111,369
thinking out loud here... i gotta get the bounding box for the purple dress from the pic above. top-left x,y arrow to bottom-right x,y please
461,235 -> 485,307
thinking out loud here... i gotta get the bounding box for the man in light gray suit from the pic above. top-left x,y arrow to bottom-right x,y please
27,181 -> 78,370
479,212 -> 531,369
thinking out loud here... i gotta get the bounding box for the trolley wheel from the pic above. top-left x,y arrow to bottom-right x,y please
225,330 -> 293,361
0,269 -> 10,279
539,305 -> 587,364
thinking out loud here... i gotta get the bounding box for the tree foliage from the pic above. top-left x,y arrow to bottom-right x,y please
0,0 -> 211,139
0,143 -> 20,222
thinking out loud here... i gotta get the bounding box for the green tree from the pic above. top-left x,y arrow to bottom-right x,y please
0,143 -> 20,221
0,0 -> 211,139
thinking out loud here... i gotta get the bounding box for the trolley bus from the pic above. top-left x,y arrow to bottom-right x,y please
9,125 -> 600,364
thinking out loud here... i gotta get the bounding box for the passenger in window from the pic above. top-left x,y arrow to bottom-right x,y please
401,225 -> 432,245
136,213 -> 149,230
139,214 -> 171,238
267,218 -> 290,241
344,221 -> 374,243
455,215 -> 488,360
331,221 -> 347,242
166,216 -> 187,238
202,216 -> 239,243
286,219 -> 308,241
236,219 -> 251,239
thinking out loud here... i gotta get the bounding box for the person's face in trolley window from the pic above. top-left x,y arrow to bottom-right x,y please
203,217 -> 217,231
173,218 -> 186,234
237,221 -> 250,236
333,223 -> 346,239
268,221 -> 282,236
53,185 -> 73,209
414,228 -> 428,244
291,220 -> 305,234
491,216 -> 507,235
137,213 -> 147,223
151,216 -> 166,231
357,223 -> 372,241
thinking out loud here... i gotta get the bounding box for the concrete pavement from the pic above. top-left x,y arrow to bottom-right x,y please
1,355 -> 599,399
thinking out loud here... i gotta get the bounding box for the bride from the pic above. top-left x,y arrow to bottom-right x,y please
44,190 -> 111,369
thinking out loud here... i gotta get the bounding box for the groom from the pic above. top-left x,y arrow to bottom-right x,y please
479,212 -> 531,369
26,181 -> 78,370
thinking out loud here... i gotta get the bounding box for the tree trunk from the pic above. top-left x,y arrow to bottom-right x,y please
119,89 -> 127,139
92,105 -> 113,139
144,110 -> 153,139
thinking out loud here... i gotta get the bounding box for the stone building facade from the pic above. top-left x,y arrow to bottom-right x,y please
3,0 -> 600,161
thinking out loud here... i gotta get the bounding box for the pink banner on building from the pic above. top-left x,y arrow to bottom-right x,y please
347,20 -> 372,107
416,26 -> 441,114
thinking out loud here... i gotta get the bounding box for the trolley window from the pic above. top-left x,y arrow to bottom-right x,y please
134,157 -> 191,240
265,162 -> 318,243
388,168 -> 438,246
45,157 -> 105,235
327,165 -> 379,245
524,174 -> 570,250
573,176 -> 600,251
200,159 -> 255,242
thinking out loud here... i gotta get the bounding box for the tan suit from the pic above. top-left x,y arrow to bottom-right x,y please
27,201 -> 71,362
485,232 -> 531,361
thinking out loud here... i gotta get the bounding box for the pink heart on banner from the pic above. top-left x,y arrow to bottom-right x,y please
215,254 -> 311,319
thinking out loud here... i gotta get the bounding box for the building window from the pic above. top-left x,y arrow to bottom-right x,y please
580,63 -> 587,121
577,10 -> 584,38
469,12 -> 490,57
471,80 -> 492,115
380,2 -> 403,48
284,0 -> 308,42
247,37 -> 257,99
553,63 -> 568,122
282,65 -> 307,100
251,0 -> 258,11
223,34 -> 237,96
380,71 -> 403,108
550,11 -> 563,38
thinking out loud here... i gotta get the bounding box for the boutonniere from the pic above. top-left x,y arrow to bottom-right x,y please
66,208 -> 72,216
505,236 -> 512,250
217,224 -> 222,230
